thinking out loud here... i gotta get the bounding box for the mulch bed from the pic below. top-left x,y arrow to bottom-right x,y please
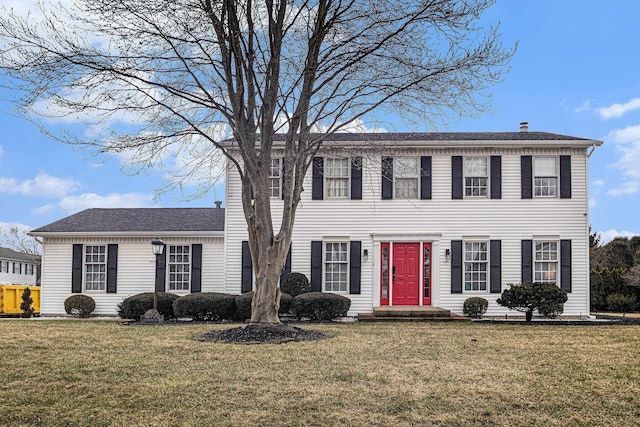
193,324 -> 331,344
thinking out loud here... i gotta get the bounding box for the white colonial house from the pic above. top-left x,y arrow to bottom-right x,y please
31,125 -> 602,318
0,246 -> 39,286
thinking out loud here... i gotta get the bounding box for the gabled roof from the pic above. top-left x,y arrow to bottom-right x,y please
31,208 -> 225,234
0,246 -> 40,263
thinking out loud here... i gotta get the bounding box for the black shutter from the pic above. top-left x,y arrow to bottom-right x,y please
106,244 -> 118,294
351,156 -> 362,200
452,156 -> 463,199
281,160 -> 286,200
381,156 -> 393,199
521,240 -> 533,283
451,240 -> 462,293
191,244 -> 202,293
420,156 -> 432,200
241,241 -> 253,293
349,241 -> 361,294
490,240 -> 501,293
560,240 -> 572,292
310,241 -> 323,292
521,156 -> 533,199
279,245 -> 292,285
312,157 -> 324,200
560,155 -> 571,199
71,244 -> 83,293
156,244 -> 166,292
490,156 -> 502,199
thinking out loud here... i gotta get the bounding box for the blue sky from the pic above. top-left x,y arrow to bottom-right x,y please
0,1 -> 639,244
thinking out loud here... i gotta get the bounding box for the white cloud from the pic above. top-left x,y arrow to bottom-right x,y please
58,192 -> 156,213
605,125 -> 640,144
0,172 -> 82,198
0,145 -> 4,160
589,198 -> 596,208
592,179 -> 604,188
574,100 -> 591,113
607,180 -> 640,197
597,98 -> 640,120
31,204 -> 56,216
598,229 -> 639,244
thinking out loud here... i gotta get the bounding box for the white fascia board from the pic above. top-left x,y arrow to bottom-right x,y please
29,231 -> 224,238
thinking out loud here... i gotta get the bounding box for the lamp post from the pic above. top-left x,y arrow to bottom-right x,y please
151,238 -> 165,312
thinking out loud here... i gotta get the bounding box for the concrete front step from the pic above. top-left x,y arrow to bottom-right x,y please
358,306 -> 470,322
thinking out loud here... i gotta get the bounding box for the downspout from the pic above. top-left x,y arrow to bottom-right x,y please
586,143 -> 598,319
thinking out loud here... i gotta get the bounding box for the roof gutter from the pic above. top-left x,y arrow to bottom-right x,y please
28,231 -> 225,238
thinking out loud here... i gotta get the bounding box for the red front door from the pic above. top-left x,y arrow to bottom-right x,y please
392,243 -> 420,305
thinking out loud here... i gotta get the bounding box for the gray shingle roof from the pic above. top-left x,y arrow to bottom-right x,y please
31,208 -> 225,234
0,246 -> 40,262
270,131 -> 593,142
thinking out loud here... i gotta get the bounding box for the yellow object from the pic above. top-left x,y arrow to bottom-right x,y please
0,285 -> 41,315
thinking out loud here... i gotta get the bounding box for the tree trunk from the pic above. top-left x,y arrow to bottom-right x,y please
250,265 -> 282,325
525,309 -> 533,322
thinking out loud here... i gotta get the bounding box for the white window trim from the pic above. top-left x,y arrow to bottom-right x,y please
322,240 -> 350,294
269,157 -> 282,199
83,245 -> 107,293
167,245 -> 191,293
464,156 -> 489,198
463,240 -> 489,293
533,156 -> 558,198
533,240 -> 559,284
324,158 -> 351,199
393,156 -> 420,199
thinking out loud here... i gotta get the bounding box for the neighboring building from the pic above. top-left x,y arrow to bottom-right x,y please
31,126 -> 603,318
0,246 -> 40,286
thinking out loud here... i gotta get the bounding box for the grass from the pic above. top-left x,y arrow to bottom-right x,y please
1,321 -> 639,426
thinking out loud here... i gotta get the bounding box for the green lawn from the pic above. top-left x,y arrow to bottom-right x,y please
1,320 -> 638,426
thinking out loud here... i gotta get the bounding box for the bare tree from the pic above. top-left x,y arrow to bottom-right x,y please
0,226 -> 41,256
0,0 -> 514,328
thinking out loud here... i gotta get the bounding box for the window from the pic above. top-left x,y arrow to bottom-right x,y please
324,242 -> 348,292
269,158 -> 281,198
464,157 -> 488,197
85,245 -> 106,291
534,241 -> 558,283
394,157 -> 419,198
464,241 -> 488,291
325,158 -> 350,198
168,245 -> 190,291
0,261 -> 7,273
534,156 -> 557,197
26,264 -> 34,275
12,262 -> 21,274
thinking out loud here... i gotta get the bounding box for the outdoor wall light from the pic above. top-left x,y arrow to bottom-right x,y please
363,249 -> 369,261
445,248 -> 451,261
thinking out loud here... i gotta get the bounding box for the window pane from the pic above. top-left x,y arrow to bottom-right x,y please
464,157 -> 488,176
168,245 -> 191,291
324,242 -> 349,292
394,157 -> 418,178
534,157 -> 557,176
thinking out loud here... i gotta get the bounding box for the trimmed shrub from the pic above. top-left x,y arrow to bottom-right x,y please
497,282 -> 568,322
291,292 -> 351,321
463,297 -> 488,319
606,293 -> 638,317
117,292 -> 179,320
64,294 -> 96,318
234,291 -> 293,321
20,288 -> 34,318
537,301 -> 564,318
280,272 -> 311,297
173,292 -> 236,321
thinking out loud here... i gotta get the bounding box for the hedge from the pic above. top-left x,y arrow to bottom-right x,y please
291,292 -> 351,321
172,292 -> 237,321
64,294 -> 96,318
117,292 -> 179,320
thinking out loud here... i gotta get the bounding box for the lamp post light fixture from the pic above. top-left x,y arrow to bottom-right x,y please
151,238 -> 165,312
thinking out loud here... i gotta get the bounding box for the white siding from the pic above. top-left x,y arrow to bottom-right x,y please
225,147 -> 591,317
0,259 -> 37,286
40,236 -> 224,316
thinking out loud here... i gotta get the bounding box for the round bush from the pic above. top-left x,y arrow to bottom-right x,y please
117,292 -> 179,320
463,297 -> 488,319
280,272 -> 312,297
291,292 -> 351,321
173,292 -> 236,321
64,294 -> 96,317
234,291 -> 293,321
537,301 -> 564,318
